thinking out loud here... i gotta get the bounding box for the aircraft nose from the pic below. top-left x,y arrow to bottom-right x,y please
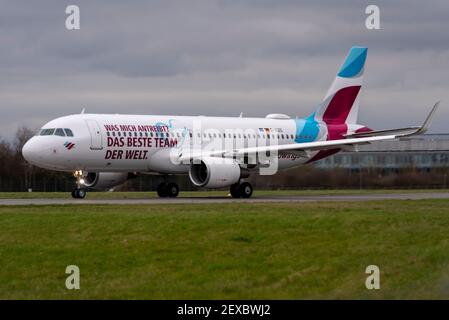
22,138 -> 40,165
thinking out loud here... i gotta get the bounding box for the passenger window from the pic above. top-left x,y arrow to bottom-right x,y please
55,128 -> 65,136
64,128 -> 74,137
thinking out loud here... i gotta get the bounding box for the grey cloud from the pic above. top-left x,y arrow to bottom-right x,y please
0,0 -> 448,140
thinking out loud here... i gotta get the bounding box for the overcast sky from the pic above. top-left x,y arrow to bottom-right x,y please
1,0 -> 448,140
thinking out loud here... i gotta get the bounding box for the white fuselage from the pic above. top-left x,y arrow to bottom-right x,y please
22,113 -> 331,174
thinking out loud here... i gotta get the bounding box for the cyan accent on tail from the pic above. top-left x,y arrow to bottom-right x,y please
313,46 -> 367,125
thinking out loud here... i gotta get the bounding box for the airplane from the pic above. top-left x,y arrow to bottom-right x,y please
22,46 -> 439,199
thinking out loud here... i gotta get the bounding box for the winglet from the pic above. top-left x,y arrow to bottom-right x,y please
414,101 -> 439,135
345,101 -> 440,139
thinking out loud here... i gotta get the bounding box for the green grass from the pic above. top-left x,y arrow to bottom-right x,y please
1,200 -> 449,299
0,188 -> 448,199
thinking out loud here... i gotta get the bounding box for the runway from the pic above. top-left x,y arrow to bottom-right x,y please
0,192 -> 448,205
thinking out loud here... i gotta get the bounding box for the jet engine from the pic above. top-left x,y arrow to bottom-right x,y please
80,172 -> 136,190
189,157 -> 249,188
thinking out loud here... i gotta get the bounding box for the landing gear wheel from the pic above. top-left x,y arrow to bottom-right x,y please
77,189 -> 86,199
230,183 -> 240,198
239,182 -> 253,198
71,188 -> 86,199
166,183 -> 179,198
157,183 -> 168,197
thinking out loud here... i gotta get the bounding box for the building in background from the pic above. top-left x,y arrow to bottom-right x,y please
315,134 -> 449,172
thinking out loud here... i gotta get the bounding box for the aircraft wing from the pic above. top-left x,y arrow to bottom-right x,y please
178,102 -> 439,162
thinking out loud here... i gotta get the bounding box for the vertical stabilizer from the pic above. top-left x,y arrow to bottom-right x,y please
313,46 -> 367,125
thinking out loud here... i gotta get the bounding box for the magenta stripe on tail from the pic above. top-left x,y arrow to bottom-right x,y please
322,86 -> 361,125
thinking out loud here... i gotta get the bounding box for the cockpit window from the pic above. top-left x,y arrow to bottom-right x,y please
39,128 -> 74,137
40,128 -> 55,136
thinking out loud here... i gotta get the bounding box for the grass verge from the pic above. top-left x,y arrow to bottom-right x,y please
0,200 -> 448,299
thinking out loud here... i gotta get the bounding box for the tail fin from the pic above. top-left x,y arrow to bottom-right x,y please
313,46 -> 367,125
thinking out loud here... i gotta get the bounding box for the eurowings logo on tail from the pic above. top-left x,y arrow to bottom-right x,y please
64,141 -> 75,150
310,46 -> 368,143
302,46 -> 368,163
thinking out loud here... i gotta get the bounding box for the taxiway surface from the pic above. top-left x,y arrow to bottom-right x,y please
0,192 -> 448,205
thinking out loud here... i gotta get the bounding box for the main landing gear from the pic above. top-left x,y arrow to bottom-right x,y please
157,182 -> 179,198
230,182 -> 253,198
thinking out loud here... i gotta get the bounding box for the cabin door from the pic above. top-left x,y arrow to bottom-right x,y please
85,119 -> 103,150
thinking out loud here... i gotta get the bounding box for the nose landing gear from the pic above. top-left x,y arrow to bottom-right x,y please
71,188 -> 86,199
72,170 -> 87,199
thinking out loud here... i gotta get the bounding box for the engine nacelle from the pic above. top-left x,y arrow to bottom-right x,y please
189,157 -> 248,188
81,172 -> 135,190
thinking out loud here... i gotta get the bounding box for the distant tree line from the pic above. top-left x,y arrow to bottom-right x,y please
0,127 -> 448,192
